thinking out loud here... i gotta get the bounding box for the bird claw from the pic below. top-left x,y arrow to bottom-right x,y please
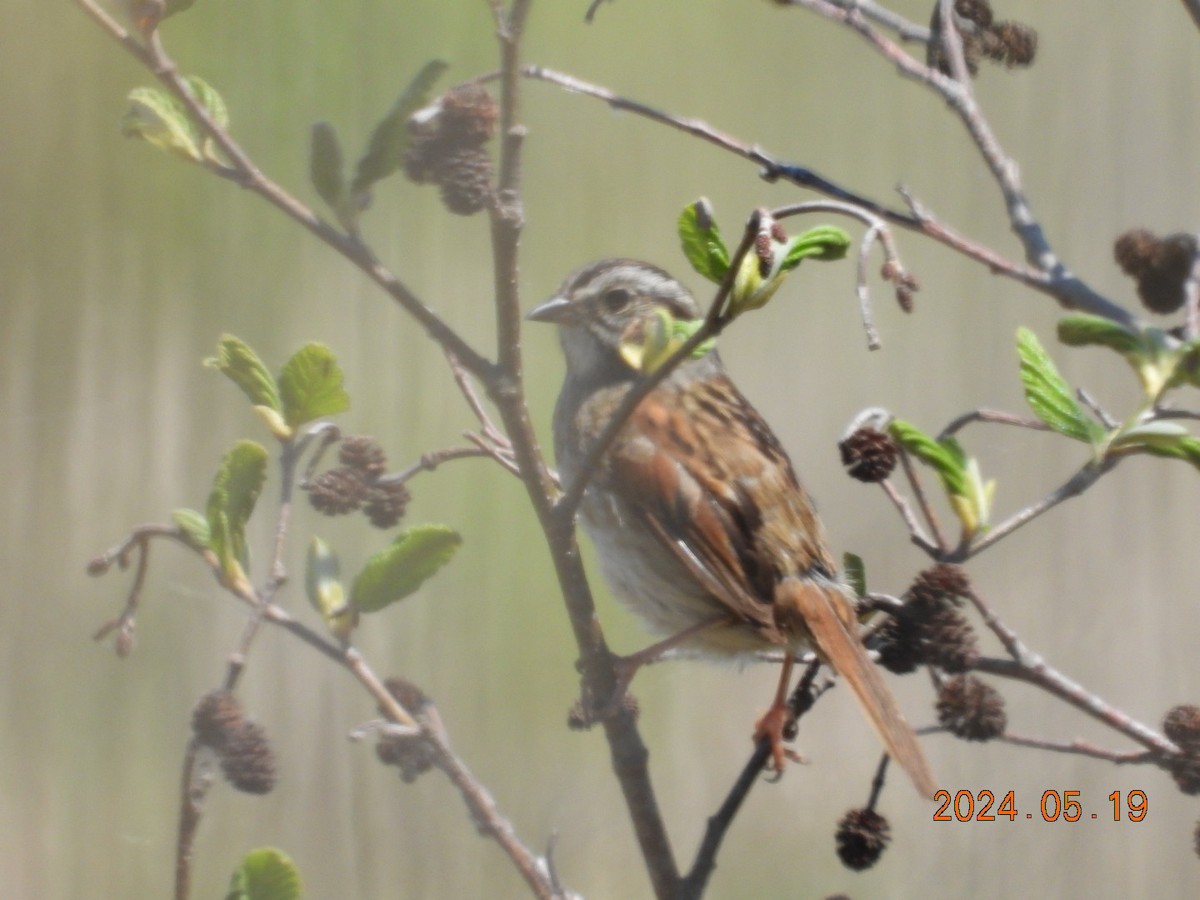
753,704 -> 803,774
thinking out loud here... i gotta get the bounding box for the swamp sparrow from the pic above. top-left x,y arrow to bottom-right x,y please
529,258 -> 936,798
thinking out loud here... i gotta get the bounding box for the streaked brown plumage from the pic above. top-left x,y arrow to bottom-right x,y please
529,258 -> 936,798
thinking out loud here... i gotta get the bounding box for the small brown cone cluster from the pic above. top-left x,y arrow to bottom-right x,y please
877,564 -> 979,675
835,808 -> 891,871
191,690 -> 278,795
375,677 -> 437,783
404,84 -> 497,216
305,435 -> 410,529
839,427 -> 899,483
1114,229 -> 1198,315
927,0 -> 1037,77
1163,705 -> 1200,796
936,674 -> 1006,741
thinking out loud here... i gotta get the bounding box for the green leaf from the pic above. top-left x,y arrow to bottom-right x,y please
225,848 -> 302,900
351,525 -> 462,613
843,552 -> 867,599
278,343 -> 350,428
780,225 -> 851,271
1016,328 -> 1103,443
1109,421 -> 1200,469
888,420 -> 968,498
185,76 -> 228,130
310,121 -> 348,219
1056,314 -> 1141,356
677,199 -> 730,284
205,335 -> 282,413
619,307 -> 716,373
350,60 -> 449,198
305,537 -> 356,640
205,441 -> 269,577
121,86 -> 203,162
171,508 -> 211,551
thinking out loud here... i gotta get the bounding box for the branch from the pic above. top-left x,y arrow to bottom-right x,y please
74,0 -> 495,382
966,583 -> 1177,757
959,458 -> 1119,560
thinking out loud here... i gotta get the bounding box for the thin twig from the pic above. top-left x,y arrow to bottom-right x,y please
75,0 -> 495,382
938,408 -> 1050,440
965,581 -> 1177,757
997,733 -> 1160,764
390,446 -> 501,484
678,660 -> 824,900
878,479 -> 940,556
897,448 -> 949,553
958,458 -> 1118,560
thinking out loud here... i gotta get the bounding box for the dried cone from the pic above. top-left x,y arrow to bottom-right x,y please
937,674 -> 1006,741
220,721 -> 277,794
835,808 -> 891,871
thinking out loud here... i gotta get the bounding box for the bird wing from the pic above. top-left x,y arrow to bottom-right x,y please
606,374 -> 800,638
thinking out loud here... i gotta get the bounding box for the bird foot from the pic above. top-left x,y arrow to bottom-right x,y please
753,703 -> 803,773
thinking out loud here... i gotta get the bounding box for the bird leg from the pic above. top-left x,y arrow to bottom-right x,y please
590,613 -> 732,720
752,653 -> 804,772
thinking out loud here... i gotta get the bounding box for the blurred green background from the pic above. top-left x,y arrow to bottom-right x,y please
5,1 -> 1200,897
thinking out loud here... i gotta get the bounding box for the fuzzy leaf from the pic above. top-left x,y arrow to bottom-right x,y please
278,343 -> 350,428
351,525 -> 462,613
309,121 -> 347,215
121,86 -> 202,162
171,508 -> 211,550
677,199 -> 730,284
1016,328 -> 1102,443
350,60 -> 449,198
843,552 -> 867,599
780,225 -> 851,271
1056,314 -> 1142,356
206,441 -> 268,576
185,76 -> 228,130
619,307 -> 716,373
225,848 -> 302,900
888,419 -> 968,498
306,537 -> 357,640
206,335 -> 282,413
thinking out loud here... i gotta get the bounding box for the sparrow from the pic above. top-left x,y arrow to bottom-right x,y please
528,258 -> 936,798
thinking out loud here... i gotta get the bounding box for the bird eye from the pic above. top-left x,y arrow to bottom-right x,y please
602,288 -> 631,311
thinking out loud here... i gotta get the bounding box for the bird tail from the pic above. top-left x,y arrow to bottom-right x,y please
781,578 -> 938,799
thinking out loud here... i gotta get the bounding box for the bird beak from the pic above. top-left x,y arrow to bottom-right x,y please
526,294 -> 573,324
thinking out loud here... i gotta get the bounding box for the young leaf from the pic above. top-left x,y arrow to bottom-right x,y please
779,225 -> 851,271
350,60 -> 449,198
278,343 -> 350,428
171,508 -> 211,551
225,848 -> 302,900
1056,314 -> 1141,356
887,419 -> 968,498
618,308 -> 716,373
309,121 -> 347,218
184,76 -> 229,130
205,441 -> 268,576
677,198 -> 730,284
843,552 -> 867,599
1016,328 -> 1102,443
205,335 -> 282,413
305,537 -> 357,640
351,525 -> 462,613
121,86 -> 202,162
